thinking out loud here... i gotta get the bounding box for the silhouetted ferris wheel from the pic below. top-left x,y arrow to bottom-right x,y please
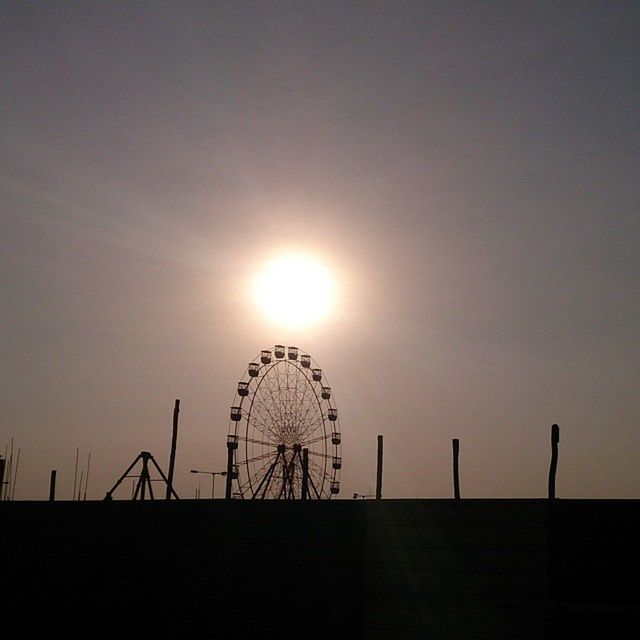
227,345 -> 341,499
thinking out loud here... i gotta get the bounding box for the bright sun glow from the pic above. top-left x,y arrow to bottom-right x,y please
252,253 -> 337,328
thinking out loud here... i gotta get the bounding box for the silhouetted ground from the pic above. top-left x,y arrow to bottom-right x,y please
1,499 -> 638,638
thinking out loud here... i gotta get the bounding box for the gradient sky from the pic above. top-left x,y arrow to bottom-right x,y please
2,1 -> 638,500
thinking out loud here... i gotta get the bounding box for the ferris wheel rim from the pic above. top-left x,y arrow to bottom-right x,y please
242,360 -> 329,497
227,346 -> 341,500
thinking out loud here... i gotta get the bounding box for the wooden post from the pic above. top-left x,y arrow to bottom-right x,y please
0,458 -> 5,500
165,399 -> 180,500
452,438 -> 460,500
376,435 -> 383,500
77,470 -> 84,501
301,448 -> 309,500
72,447 -> 79,501
49,469 -> 57,501
83,453 -> 91,501
548,424 -> 560,499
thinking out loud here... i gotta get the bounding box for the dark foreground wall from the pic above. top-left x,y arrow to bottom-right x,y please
1,499 -> 638,638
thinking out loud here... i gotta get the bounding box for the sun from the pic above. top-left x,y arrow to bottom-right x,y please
252,253 -> 337,328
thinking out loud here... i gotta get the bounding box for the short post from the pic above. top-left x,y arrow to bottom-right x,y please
165,399 -> 180,500
452,438 -> 460,500
301,448 -> 309,500
73,447 -> 79,501
376,435 -> 383,500
548,424 -> 560,499
49,470 -> 57,501
0,458 -> 5,500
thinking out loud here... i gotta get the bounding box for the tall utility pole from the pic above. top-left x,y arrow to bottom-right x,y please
166,399 -> 180,500
452,438 -> 461,500
376,435 -> 383,500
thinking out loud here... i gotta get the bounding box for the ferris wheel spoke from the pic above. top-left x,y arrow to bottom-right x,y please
243,437 -> 278,448
251,452 -> 284,499
265,372 -> 286,438
307,450 -> 332,460
297,388 -> 324,436
244,453 -> 281,487
298,415 -> 325,442
245,407 -> 273,432
294,369 -> 316,419
242,457 -> 276,484
307,452 -> 330,473
246,420 -> 279,446
247,392 -> 284,439
253,377 -> 277,430
300,376 -> 320,423
244,450 -> 280,466
267,373 -> 287,421
306,464 -> 322,499
250,390 -> 282,436
284,364 -> 292,417
243,455 -> 280,495
250,391 -> 277,421
274,366 -> 286,418
295,367 -> 317,435
307,455 -> 331,489
246,410 -> 281,442
295,388 -> 323,438
298,432 -> 328,448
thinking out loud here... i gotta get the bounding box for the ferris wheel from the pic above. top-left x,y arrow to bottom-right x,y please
227,345 -> 341,499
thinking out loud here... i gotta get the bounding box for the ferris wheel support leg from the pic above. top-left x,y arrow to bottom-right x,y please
225,441 -> 237,500
288,463 -> 296,499
278,448 -> 299,499
260,462 -> 279,499
303,456 -> 322,499
301,448 -> 309,500
252,451 -> 282,499
277,462 -> 288,499
279,455 -> 294,500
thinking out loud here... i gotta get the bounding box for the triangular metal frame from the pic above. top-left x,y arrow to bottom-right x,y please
104,451 -> 179,500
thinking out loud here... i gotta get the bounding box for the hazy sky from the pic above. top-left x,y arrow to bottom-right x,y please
2,1 -> 638,500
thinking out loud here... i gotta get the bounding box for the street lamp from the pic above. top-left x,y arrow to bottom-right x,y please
190,469 -> 227,499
